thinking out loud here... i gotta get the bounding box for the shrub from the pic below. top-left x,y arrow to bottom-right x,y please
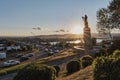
13,63 -> 56,80
93,56 -> 120,80
66,60 -> 81,74
112,50 -> 120,58
81,55 -> 93,68
53,65 -> 60,77
72,58 -> 80,62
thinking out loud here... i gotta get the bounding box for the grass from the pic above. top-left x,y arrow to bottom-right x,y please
57,66 -> 93,80
0,63 -> 29,76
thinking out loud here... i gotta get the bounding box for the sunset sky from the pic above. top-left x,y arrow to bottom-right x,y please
0,0 -> 111,36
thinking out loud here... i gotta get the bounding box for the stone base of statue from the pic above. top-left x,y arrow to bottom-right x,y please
84,27 -> 92,50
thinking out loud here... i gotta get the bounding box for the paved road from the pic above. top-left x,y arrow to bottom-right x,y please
46,53 -> 85,71
0,51 -> 85,80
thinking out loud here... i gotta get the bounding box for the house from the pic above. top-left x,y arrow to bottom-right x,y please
0,47 -> 5,50
0,44 -> 5,51
0,44 -> 4,46
7,46 -> 21,51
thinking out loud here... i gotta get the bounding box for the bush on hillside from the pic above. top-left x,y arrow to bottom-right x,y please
13,63 -> 56,80
66,60 -> 81,74
53,65 -> 60,77
72,58 -> 80,62
112,50 -> 120,58
81,55 -> 93,68
93,55 -> 120,80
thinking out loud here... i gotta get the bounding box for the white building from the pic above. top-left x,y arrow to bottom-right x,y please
7,46 -> 21,51
0,47 -> 5,50
0,44 -> 4,46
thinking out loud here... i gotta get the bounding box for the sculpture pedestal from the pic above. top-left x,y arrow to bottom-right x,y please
84,27 -> 92,52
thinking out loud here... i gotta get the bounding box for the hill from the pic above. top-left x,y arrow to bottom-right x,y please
58,66 -> 93,80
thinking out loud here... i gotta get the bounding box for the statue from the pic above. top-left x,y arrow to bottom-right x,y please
82,15 -> 92,52
82,15 -> 88,28
82,15 -> 87,22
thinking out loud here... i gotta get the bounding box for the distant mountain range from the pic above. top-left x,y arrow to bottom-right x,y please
31,34 -> 83,39
0,33 -> 120,39
29,33 -> 98,39
30,33 -> 120,39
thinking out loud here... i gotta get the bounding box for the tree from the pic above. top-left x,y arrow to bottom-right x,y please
96,8 -> 112,39
108,0 -> 120,29
96,0 -> 120,39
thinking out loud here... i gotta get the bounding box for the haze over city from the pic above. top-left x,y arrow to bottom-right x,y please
0,0 -> 111,36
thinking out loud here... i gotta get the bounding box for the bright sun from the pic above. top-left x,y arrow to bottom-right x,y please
71,26 -> 83,34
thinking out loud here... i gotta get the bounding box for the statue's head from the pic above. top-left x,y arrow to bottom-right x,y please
82,14 -> 87,22
85,15 -> 87,20
82,14 -> 89,28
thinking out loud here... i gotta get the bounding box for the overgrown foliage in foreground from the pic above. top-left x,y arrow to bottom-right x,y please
93,50 -> 120,80
66,55 -> 93,74
14,63 -> 56,80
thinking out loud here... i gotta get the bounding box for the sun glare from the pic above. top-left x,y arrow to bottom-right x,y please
71,26 -> 83,34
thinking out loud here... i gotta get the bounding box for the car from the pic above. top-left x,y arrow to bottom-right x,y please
25,53 -> 34,57
16,54 -> 23,58
4,60 -> 20,67
20,56 -> 29,62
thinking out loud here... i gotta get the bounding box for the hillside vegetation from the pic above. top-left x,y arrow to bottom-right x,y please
58,66 -> 93,80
